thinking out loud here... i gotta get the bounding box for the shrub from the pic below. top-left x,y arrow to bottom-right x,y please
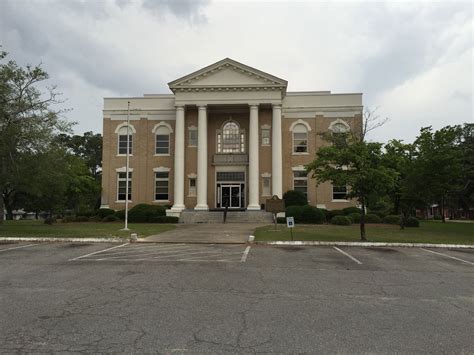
149,216 -> 179,223
403,216 -> 420,227
102,215 -> 119,222
62,216 -> 77,223
328,209 -> 344,219
76,216 -> 90,222
76,208 -> 95,217
364,213 -> 382,223
300,205 -> 325,224
128,204 -> 166,223
89,215 -> 102,222
384,215 -> 401,225
319,208 -> 330,222
115,209 -> 125,220
285,205 -> 304,223
433,215 -> 442,220
44,217 -> 56,225
283,190 -> 308,207
342,207 -> 360,215
277,217 -> 286,224
96,208 -> 116,219
348,212 -> 361,223
331,215 -> 352,225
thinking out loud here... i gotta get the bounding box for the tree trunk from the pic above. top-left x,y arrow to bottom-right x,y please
360,198 -> 367,241
0,188 -> 3,224
441,196 -> 446,223
400,211 -> 405,230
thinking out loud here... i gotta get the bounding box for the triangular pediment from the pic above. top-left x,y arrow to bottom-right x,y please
168,58 -> 287,93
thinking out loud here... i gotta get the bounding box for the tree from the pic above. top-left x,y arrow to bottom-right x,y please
306,135 -> 397,241
0,49 -> 72,221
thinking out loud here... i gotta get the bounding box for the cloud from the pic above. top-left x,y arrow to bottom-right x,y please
0,0 -> 471,142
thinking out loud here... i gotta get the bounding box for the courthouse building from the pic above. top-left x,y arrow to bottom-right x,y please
100,58 -> 362,217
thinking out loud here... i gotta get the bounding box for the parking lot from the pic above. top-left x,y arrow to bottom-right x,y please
0,241 -> 473,353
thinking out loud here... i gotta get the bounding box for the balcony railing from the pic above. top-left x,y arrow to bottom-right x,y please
212,154 -> 249,165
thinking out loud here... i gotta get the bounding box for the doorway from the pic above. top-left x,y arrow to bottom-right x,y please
220,185 -> 241,208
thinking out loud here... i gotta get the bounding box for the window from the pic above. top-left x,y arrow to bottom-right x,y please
293,171 -> 308,197
188,178 -> 196,196
332,122 -> 348,133
293,124 -> 308,153
217,121 -> 245,153
117,172 -> 132,201
262,177 -> 271,196
117,131 -> 133,155
262,128 -> 270,146
155,127 -> 170,155
189,128 -> 198,147
155,172 -> 169,200
333,185 -> 347,200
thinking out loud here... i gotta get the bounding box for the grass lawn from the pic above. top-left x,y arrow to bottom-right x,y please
255,221 -> 474,245
0,220 -> 176,239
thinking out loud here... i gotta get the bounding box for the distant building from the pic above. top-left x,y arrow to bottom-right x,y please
100,58 -> 362,217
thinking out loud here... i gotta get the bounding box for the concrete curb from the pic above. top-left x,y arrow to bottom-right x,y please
0,237 -> 125,243
254,241 -> 474,249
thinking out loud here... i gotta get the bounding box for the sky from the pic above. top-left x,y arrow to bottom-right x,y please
0,0 -> 472,143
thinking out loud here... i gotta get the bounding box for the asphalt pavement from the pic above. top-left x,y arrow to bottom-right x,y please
0,241 -> 473,353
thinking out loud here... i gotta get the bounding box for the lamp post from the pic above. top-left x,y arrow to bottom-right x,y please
123,101 -> 131,231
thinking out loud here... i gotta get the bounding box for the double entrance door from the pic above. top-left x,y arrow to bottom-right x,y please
220,184 -> 242,208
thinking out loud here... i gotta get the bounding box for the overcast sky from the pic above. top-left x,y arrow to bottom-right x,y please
0,0 -> 472,142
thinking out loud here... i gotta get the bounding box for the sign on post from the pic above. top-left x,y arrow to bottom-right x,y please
286,216 -> 295,241
265,195 -> 285,231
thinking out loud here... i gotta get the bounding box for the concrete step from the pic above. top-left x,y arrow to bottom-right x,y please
179,210 -> 273,224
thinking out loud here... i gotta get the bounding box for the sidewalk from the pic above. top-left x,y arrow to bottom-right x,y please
144,223 -> 265,243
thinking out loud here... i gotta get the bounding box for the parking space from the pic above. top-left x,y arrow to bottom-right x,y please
69,243 -> 251,263
0,241 -> 472,353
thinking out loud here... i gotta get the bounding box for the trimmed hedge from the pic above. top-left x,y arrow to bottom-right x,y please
331,215 -> 352,225
285,205 -> 304,222
384,215 -> 401,225
348,212 -> 361,223
364,213 -> 382,223
115,209 -> 125,220
300,205 -> 325,224
277,217 -> 286,224
128,204 -> 166,223
96,208 -> 116,219
403,216 -> 420,227
342,207 -> 360,215
283,190 -> 308,207
319,208 -> 330,222
328,209 -> 344,219
149,216 -> 179,223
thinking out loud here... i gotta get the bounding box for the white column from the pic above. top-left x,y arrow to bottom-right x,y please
195,105 -> 209,210
247,104 -> 260,210
272,104 -> 283,198
171,105 -> 185,211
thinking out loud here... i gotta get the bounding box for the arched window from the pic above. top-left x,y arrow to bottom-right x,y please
217,121 -> 245,153
115,123 -> 136,155
293,124 -> 308,153
152,122 -> 173,155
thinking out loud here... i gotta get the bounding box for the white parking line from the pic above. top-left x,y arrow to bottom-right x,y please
69,243 -> 129,261
241,246 -> 251,262
421,248 -> 474,266
333,246 -> 363,265
96,245 -> 197,257
0,244 -> 38,253
95,250 -> 244,261
94,246 -> 209,260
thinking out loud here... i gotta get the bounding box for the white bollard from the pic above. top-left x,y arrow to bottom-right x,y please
130,233 -> 138,242
248,235 -> 255,243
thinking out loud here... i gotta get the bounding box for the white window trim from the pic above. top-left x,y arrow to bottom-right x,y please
188,125 -> 198,147
154,169 -> 170,202
328,118 -> 350,133
116,171 -> 132,202
188,174 -> 197,197
115,122 -> 136,134
292,167 -> 308,196
217,120 -> 246,154
261,172 -> 272,197
117,133 -> 133,156
332,184 -> 349,202
261,124 -> 271,147
153,122 -> 172,156
291,121 -> 310,155
116,167 -> 134,172
289,119 -> 312,132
